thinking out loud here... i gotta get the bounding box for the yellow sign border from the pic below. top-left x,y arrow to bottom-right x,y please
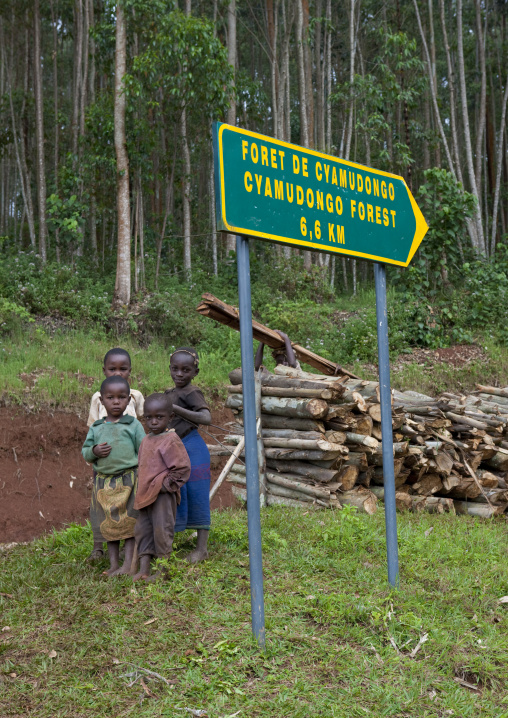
217,124 -> 428,268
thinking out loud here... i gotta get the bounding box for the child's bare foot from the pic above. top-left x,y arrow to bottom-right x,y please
103,540 -> 121,576
87,548 -> 104,563
132,555 -> 151,582
145,568 -> 170,583
185,548 -> 209,564
108,563 -> 131,577
132,571 -> 151,582
185,529 -> 209,564
103,565 -> 120,576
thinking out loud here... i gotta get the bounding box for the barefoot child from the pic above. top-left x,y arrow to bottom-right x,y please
82,376 -> 145,576
164,347 -> 212,563
86,348 -> 144,562
132,394 -> 191,582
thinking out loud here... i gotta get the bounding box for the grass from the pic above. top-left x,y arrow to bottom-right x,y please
2,326 -> 508,415
0,328 -> 239,414
391,340 -> 508,397
2,507 -> 508,716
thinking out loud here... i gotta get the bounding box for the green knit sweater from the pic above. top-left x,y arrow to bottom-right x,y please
82,415 -> 146,475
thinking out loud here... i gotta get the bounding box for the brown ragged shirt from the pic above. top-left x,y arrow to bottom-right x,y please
164,384 -> 209,439
134,429 -> 191,510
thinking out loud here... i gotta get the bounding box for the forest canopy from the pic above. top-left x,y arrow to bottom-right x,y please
0,0 -> 507,335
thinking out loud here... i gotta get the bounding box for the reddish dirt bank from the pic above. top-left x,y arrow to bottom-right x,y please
0,406 -> 236,544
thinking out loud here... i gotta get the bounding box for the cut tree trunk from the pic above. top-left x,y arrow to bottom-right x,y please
226,394 -> 329,419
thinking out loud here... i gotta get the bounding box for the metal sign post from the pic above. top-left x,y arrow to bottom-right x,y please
374,263 -> 399,587
236,235 -> 266,649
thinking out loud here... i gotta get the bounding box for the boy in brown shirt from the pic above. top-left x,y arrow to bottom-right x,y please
132,393 -> 191,582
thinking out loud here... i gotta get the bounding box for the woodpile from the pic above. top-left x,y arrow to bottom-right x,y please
211,367 -> 508,517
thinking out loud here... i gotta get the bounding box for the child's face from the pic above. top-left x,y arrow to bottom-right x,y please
100,384 -> 130,419
144,400 -> 171,435
103,354 -> 132,379
170,353 -> 198,388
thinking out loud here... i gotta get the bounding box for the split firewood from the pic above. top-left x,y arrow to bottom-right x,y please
227,384 -> 338,400
337,464 -> 360,491
253,414 -> 325,432
228,468 -> 331,502
485,450 -> 508,472
226,394 -> 329,419
339,489 -> 377,514
265,458 -> 339,483
475,384 -> 508,399
231,485 -> 326,509
262,446 -> 347,461
370,486 -> 413,511
412,473 -> 443,497
345,432 -> 379,449
325,430 -> 347,444
229,368 -> 345,392
223,434 -> 344,452
453,500 -> 505,518
411,496 -> 456,514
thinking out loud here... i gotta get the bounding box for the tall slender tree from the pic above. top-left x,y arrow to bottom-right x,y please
113,2 -> 131,306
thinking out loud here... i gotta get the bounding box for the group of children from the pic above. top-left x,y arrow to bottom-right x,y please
81,347 -> 212,582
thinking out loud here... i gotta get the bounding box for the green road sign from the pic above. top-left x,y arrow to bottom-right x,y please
213,122 -> 428,266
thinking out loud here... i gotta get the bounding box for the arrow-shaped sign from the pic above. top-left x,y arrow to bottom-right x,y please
213,123 -> 428,266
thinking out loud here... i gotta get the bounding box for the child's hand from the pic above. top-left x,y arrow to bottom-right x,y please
93,442 -> 112,458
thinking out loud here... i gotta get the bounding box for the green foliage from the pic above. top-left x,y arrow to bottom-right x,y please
47,194 -> 87,251
129,9 -> 233,126
416,168 -> 477,284
0,297 -> 33,336
0,252 -> 111,323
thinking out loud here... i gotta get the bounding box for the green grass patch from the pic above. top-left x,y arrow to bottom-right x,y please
0,328 -> 236,413
2,508 -> 508,716
2,326 -> 508,414
391,341 -> 508,397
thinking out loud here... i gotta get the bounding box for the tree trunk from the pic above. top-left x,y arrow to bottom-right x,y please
325,0 -> 332,149
33,0 -> 47,261
296,0 -> 309,147
457,0 -> 484,252
412,0 -> 456,179
225,0 -> 237,255
490,78 -> 508,254
344,0 -> 357,161
474,0 -> 487,194
181,105 -> 192,278
315,0 -> 324,150
4,28 -> 35,247
72,0 -> 83,159
438,0 -> 463,184
113,2 -> 131,307
302,0 -> 314,145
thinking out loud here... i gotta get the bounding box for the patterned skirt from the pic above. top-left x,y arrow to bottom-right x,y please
90,468 -> 138,542
175,430 -> 211,532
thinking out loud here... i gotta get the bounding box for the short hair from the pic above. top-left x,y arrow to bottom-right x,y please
103,348 -> 131,365
100,376 -> 130,395
170,346 -> 199,367
144,393 -> 171,413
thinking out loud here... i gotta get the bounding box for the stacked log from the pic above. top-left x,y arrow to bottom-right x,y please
213,367 -> 508,518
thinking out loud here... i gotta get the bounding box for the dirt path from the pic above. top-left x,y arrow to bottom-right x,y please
0,407 -> 237,543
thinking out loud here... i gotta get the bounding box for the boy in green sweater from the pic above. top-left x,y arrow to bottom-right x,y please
82,375 -> 145,576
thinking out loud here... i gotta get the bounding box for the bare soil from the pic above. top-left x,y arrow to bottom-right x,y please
0,406 -> 237,544
394,344 -> 488,370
